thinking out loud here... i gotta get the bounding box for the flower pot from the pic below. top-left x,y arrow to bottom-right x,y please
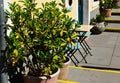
23,68 -> 60,83
100,9 -> 112,17
90,22 -> 105,34
58,56 -> 71,80
113,0 -> 120,6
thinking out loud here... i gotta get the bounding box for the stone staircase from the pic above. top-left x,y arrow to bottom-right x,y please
105,8 -> 120,31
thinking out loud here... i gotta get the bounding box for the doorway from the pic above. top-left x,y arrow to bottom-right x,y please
78,0 -> 83,24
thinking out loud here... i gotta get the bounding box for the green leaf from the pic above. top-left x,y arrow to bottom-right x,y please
13,49 -> 18,57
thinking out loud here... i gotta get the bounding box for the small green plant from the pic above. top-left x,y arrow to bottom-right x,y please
90,14 -> 107,25
6,0 -> 78,80
90,14 -> 108,34
100,0 -> 115,9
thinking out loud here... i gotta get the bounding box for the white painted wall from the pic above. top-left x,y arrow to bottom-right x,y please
4,0 -> 10,10
76,0 -> 78,21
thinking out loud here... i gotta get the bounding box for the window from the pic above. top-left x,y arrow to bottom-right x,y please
66,0 -> 73,11
69,0 -> 72,6
93,0 -> 99,7
94,0 -> 99,1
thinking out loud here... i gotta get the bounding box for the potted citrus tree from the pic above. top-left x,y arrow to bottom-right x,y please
6,0 -> 78,83
99,0 -> 115,16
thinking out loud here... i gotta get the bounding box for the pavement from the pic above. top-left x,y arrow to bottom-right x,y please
58,32 -> 120,83
58,8 -> 120,83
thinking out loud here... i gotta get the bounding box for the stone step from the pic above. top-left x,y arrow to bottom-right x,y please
112,8 -> 120,15
112,9 -> 120,15
105,22 -> 120,32
105,17 -> 120,23
106,23 -> 120,28
105,8 -> 120,32
105,28 -> 120,32
112,11 -> 120,15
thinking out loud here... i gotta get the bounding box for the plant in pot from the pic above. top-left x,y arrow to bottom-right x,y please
113,0 -> 120,8
99,0 -> 115,16
5,0 -> 78,83
90,14 -> 107,34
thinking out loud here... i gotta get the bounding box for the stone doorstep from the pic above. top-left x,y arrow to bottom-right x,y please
105,18 -> 120,23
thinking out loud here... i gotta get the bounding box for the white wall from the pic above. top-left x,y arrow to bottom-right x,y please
4,0 -> 10,10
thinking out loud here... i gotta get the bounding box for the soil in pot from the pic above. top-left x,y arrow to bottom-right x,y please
100,9 -> 112,17
113,0 -> 120,6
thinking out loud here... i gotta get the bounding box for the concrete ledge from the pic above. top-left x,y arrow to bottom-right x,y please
105,27 -> 120,32
112,11 -> 120,15
105,18 -> 120,23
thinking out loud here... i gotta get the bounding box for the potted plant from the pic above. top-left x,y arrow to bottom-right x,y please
90,14 -> 107,34
99,0 -> 115,16
58,56 -> 71,80
5,0 -> 78,83
113,0 -> 120,7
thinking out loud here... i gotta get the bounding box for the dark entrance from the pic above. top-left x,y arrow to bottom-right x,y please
78,0 -> 83,24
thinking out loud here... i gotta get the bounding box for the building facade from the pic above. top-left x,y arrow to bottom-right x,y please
5,0 -> 100,25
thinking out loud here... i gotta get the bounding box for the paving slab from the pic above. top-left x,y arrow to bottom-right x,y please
110,45 -> 120,68
67,32 -> 120,68
87,32 -> 120,67
85,47 -> 113,66
68,67 -> 120,83
88,32 -> 119,47
116,32 -> 120,45
75,46 -> 113,67
110,56 -> 120,68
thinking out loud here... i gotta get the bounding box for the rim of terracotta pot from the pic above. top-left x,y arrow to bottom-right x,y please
64,56 -> 71,65
24,68 -> 60,80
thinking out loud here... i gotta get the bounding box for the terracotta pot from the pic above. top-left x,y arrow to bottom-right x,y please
100,9 -> 112,17
24,68 -> 60,83
113,0 -> 119,2
58,56 -> 71,80
113,0 -> 120,6
90,22 -> 105,34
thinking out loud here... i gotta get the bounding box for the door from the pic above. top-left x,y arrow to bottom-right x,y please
78,0 -> 83,24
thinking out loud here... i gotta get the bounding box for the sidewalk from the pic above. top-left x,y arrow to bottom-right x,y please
84,8 -> 120,69
80,31 -> 120,69
58,31 -> 120,83
59,8 -> 120,83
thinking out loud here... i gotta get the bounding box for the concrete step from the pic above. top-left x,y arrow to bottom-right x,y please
106,23 -> 120,28
105,23 -> 120,32
105,17 -> 120,23
112,12 -> 120,15
106,9 -> 120,23
112,9 -> 120,15
105,28 -> 120,32
104,8 -> 120,31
